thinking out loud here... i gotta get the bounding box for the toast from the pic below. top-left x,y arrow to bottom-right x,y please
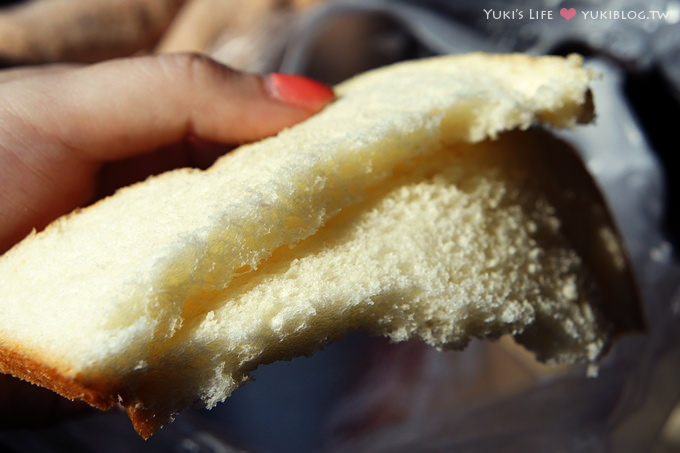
0,53 -> 641,438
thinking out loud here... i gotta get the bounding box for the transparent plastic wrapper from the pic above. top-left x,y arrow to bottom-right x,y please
0,0 -> 678,451
276,1 -> 680,451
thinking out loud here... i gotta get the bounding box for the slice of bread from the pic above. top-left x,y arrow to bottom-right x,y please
0,53 -> 640,438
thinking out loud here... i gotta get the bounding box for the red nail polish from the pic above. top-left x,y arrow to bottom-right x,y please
265,73 -> 335,111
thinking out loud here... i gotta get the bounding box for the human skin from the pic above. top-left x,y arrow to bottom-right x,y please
0,53 -> 334,255
0,53 -> 334,424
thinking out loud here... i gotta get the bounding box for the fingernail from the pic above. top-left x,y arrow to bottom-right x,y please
264,73 -> 335,112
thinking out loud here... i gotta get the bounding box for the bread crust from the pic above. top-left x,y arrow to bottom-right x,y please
0,53 -> 641,440
0,343 -> 114,408
0,342 -> 157,438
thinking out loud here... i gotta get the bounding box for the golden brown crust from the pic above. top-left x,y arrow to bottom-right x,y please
125,404 -> 168,440
0,342 -> 159,438
0,344 -> 114,410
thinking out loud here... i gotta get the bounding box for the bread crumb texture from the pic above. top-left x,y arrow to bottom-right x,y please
0,53 -> 605,437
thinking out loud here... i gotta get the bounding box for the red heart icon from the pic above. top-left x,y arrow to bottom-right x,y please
560,8 -> 576,20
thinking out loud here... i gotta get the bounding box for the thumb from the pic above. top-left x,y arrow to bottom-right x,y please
0,54 -> 334,253
2,53 -> 335,163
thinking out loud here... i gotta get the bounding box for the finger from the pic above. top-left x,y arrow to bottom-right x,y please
1,53 -> 334,163
0,64 -> 79,84
0,0 -> 186,65
0,54 -> 333,253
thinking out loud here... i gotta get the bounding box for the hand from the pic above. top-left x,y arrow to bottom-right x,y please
0,53 -> 334,255
0,53 -> 334,426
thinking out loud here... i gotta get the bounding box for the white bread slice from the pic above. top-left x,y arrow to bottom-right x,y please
0,53 -> 640,438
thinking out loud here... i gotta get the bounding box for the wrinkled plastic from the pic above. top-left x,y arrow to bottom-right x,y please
280,1 -> 680,452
